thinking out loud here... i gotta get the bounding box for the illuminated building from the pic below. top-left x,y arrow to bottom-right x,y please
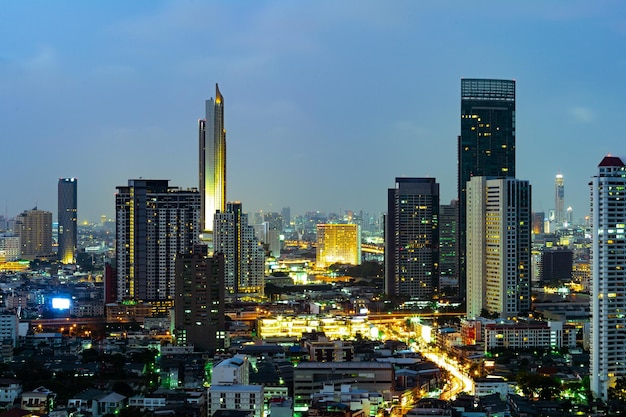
385,177 -> 439,299
532,212 -> 545,235
0,236 -> 20,262
115,179 -> 200,304
439,201 -> 458,293
199,83 -> 226,244
174,246 -> 226,352
484,321 -> 574,351
458,79 -> 516,302
15,208 -> 52,260
466,177 -> 531,319
214,202 -> 265,297
316,223 -> 361,269
555,174 -> 565,226
257,315 -> 372,340
590,155 -> 626,400
58,177 -> 77,264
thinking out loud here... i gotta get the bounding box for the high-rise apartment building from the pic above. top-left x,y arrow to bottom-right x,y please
58,178 -> 77,264
316,223 -> 361,269
199,84 -> 226,243
214,202 -> 265,298
466,177 -> 531,319
555,173 -> 565,226
439,201 -> 459,295
458,78 -> 516,301
174,246 -> 226,352
385,178 -> 439,299
15,208 -> 52,260
115,180 -> 200,307
590,156 -> 626,400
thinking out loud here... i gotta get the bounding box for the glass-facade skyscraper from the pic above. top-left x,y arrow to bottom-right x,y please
199,84 -> 226,244
385,177 -> 440,300
457,79 -> 516,301
58,178 -> 77,264
115,179 -> 200,308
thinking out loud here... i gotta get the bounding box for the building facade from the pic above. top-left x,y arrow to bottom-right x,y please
590,156 -> 626,400
466,177 -> 531,319
385,178 -> 439,299
58,178 -> 78,264
458,78 -> 516,301
115,179 -> 200,305
15,208 -> 52,260
439,201 -> 459,294
199,83 -> 226,241
174,246 -> 226,352
555,174 -> 565,227
214,202 -> 265,298
316,223 -> 361,269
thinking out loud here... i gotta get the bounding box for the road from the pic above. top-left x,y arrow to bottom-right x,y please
423,351 -> 475,398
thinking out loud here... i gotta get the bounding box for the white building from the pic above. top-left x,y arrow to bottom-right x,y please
207,384 -> 263,417
466,177 -> 531,319
208,355 -> 263,417
212,355 -> 249,385
0,379 -> 22,404
0,313 -> 18,348
214,202 -> 265,297
590,155 -> 626,400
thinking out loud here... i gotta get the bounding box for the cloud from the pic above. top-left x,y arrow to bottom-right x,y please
569,106 -> 595,123
24,45 -> 58,71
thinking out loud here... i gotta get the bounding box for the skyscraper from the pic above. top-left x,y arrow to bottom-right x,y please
466,177 -> 531,319
458,78 -> 516,301
385,178 -> 439,300
214,202 -> 265,298
316,223 -> 361,269
15,208 -> 52,260
439,201 -> 459,296
174,246 -> 226,352
590,156 -> 626,400
57,178 -> 77,264
115,179 -> 200,309
199,84 -> 226,244
555,173 -> 565,226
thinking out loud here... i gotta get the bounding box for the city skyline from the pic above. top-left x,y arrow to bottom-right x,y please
2,1 -> 625,222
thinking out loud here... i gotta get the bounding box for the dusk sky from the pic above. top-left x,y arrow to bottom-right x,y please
1,1 -> 625,223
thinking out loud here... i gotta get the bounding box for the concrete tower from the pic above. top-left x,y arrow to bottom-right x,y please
590,156 -> 626,400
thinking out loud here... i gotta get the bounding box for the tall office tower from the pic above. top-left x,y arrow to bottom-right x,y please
316,223 -> 361,269
15,208 -> 52,260
458,78 -> 516,302
590,156 -> 626,400
214,202 -> 265,298
264,212 -> 283,257
115,180 -> 200,308
466,177 -> 531,320
385,178 -> 439,300
555,174 -> 565,226
281,206 -> 291,226
174,246 -> 226,352
199,84 -> 226,243
57,178 -> 77,264
439,201 -> 459,295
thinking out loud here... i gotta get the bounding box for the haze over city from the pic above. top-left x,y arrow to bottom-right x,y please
2,1 -> 625,222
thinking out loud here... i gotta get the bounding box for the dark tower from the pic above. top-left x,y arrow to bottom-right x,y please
58,178 -> 77,264
458,79 -> 516,302
385,178 -> 440,300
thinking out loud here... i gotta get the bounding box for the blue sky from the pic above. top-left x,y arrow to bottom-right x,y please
1,1 -> 625,222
